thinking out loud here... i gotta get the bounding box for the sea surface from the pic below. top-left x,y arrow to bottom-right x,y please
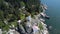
41,0 -> 60,34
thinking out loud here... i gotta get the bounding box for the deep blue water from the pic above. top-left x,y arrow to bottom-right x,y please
41,0 -> 60,34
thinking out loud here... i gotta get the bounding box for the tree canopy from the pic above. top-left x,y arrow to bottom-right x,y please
0,0 -> 42,31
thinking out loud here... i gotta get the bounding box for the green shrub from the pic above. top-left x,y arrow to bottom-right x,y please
38,23 -> 43,30
0,21 -> 4,28
20,13 -> 25,20
2,25 -> 9,31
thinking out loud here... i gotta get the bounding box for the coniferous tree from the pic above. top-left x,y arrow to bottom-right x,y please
0,0 -> 42,33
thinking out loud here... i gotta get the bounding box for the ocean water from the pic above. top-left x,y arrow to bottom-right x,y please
41,0 -> 60,34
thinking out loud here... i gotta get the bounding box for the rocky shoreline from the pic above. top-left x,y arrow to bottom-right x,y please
0,0 -> 49,34
31,12 -> 49,34
0,4 -> 49,34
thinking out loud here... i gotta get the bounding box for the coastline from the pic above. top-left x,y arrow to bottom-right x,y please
40,4 -> 49,34
0,4 -> 49,34
0,0 -> 49,34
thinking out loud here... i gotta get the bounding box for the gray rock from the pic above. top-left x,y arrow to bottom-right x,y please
0,29 -> 2,34
18,24 -> 26,34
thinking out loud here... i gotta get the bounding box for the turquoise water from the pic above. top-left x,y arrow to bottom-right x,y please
41,0 -> 60,34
